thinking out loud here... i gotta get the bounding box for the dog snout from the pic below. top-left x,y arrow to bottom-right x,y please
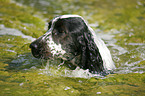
29,39 -> 52,59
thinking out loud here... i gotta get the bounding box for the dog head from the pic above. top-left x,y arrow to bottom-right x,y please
30,15 -> 88,59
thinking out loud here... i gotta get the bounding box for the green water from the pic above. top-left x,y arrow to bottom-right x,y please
0,0 -> 145,95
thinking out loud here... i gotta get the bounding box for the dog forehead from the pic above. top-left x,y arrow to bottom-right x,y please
51,15 -> 85,25
53,15 -> 81,21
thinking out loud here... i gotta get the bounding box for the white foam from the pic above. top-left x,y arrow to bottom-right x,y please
43,63 -> 103,78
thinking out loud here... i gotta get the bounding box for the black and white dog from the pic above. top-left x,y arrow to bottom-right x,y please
30,15 -> 115,75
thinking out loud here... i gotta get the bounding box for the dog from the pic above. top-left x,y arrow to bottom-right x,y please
29,15 -> 115,75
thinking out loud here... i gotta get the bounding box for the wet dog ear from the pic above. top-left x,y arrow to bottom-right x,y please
77,31 -> 105,74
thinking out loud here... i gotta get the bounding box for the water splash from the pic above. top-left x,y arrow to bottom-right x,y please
41,61 -> 104,79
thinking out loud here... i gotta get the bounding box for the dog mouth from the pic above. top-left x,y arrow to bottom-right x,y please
31,48 -> 51,59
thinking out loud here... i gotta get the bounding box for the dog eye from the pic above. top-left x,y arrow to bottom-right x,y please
58,28 -> 65,33
60,30 -> 65,33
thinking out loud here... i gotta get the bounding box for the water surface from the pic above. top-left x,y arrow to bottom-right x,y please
0,0 -> 145,95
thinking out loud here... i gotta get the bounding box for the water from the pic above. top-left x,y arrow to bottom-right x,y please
0,0 -> 145,95
0,24 -> 36,41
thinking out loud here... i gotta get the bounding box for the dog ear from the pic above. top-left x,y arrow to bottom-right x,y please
77,31 -> 106,74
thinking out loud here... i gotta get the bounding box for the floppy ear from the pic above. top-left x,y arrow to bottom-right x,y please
77,31 -> 106,74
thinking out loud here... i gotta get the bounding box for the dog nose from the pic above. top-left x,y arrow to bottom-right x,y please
29,42 -> 38,49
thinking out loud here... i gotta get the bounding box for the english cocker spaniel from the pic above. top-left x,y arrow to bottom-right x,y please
30,15 -> 115,75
